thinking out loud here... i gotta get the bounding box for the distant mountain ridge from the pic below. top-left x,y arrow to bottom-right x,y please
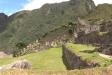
0,13 -> 8,32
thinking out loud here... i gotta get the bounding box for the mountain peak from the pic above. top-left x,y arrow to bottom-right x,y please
69,0 -> 95,12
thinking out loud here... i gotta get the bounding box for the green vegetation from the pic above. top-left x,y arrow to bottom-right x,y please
0,47 -> 66,71
20,48 -> 66,71
0,0 -> 95,50
98,32 -> 108,36
1,44 -> 112,71
87,4 -> 112,20
0,57 -> 13,66
67,43 -> 112,67
1,0 -> 112,74
13,42 -> 27,57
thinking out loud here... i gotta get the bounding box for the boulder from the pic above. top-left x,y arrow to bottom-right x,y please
0,59 -> 31,72
10,59 -> 31,69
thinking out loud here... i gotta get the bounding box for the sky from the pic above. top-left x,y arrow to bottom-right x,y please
0,0 -> 112,15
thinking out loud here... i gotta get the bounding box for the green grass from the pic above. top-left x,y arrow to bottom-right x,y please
98,32 -> 108,36
0,48 -> 66,71
67,43 -> 112,67
0,57 -> 14,66
20,48 -> 66,71
1,43 -> 112,71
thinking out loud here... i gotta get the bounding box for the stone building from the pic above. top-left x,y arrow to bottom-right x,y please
77,18 -> 100,34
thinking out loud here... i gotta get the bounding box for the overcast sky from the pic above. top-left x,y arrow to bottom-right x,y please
0,0 -> 112,15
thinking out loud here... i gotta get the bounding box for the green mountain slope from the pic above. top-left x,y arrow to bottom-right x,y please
87,4 -> 112,20
0,0 -> 95,50
0,13 -> 8,32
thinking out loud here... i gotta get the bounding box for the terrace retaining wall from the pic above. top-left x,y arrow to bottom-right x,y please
62,45 -> 88,70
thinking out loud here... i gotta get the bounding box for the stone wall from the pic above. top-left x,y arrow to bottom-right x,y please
62,45 -> 100,70
23,38 -> 74,53
62,45 -> 89,70
75,31 -> 101,44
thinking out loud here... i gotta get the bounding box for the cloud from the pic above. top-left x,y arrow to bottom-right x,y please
23,0 -> 69,10
93,0 -> 112,5
22,0 -> 112,10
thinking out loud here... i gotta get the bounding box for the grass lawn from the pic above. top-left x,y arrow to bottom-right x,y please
66,43 -> 112,67
0,48 -> 66,71
0,57 -> 14,66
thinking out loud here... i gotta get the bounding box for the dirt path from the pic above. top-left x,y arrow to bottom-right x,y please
99,53 -> 112,60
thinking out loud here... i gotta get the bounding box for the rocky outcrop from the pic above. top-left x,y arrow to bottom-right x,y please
11,59 -> 31,69
70,0 -> 95,14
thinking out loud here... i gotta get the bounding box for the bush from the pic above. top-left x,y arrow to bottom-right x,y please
68,22 -> 75,35
13,42 -> 27,57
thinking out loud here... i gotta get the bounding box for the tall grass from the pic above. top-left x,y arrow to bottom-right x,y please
0,68 -> 112,75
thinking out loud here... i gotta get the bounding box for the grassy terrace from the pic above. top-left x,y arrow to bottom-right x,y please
0,43 -> 112,72
0,48 -> 66,71
66,43 -> 112,67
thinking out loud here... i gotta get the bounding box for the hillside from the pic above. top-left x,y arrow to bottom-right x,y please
0,13 -> 8,32
0,0 -> 95,50
86,4 -> 112,21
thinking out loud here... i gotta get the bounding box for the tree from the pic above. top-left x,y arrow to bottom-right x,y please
68,22 -> 75,34
13,42 -> 26,57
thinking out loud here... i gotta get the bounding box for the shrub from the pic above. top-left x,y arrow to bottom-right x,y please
13,42 -> 27,57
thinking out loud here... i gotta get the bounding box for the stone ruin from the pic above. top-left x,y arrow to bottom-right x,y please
97,45 -> 112,56
73,18 -> 100,45
74,19 -> 112,56
62,45 -> 100,70
22,18 -> 112,53
75,31 -> 102,44
77,18 -> 100,34
24,36 -> 74,52
25,40 -> 60,52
